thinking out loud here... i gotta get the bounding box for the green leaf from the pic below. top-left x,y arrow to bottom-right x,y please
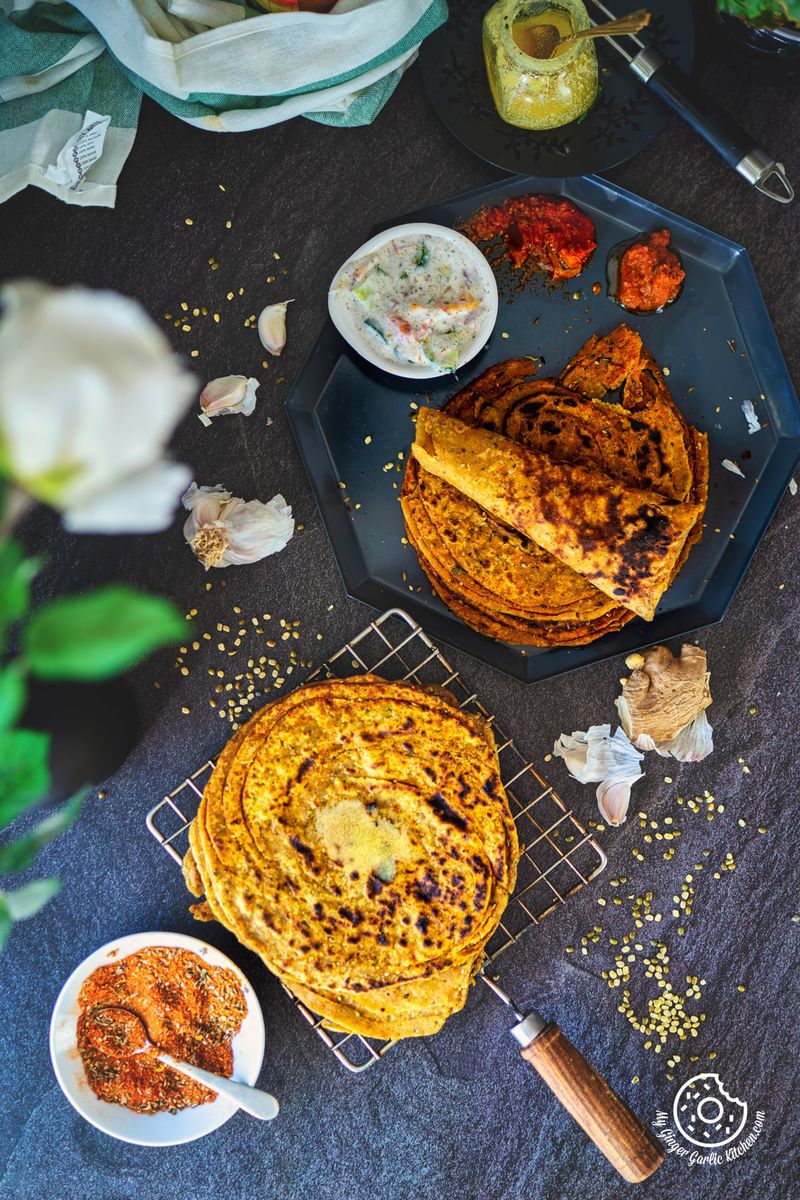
24,585 -> 186,681
0,541 -> 39,644
716,0 -> 800,23
0,894 -> 11,952
0,665 -> 26,732
3,877 -> 61,920
0,728 -> 50,827
0,790 -> 84,874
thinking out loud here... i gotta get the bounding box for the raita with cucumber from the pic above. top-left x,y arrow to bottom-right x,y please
333,233 -> 493,373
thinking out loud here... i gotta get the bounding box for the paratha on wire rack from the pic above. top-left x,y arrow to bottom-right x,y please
183,675 -> 519,1039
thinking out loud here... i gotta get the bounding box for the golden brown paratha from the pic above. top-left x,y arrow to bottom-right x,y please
400,326 -> 708,644
412,409 -> 703,623
184,676 -> 519,1039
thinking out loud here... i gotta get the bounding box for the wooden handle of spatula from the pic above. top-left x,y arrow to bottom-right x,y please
521,1024 -> 664,1183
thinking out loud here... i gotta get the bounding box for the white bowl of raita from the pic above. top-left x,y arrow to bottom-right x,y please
328,222 -> 498,380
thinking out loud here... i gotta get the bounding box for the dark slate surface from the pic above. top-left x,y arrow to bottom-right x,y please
1,15 -> 799,1200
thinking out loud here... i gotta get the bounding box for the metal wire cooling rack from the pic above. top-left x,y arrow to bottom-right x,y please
147,608 -> 606,1072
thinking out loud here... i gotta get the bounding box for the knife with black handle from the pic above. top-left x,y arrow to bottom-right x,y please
589,0 -> 794,203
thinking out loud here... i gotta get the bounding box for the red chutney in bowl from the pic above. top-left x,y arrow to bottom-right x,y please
616,229 -> 685,313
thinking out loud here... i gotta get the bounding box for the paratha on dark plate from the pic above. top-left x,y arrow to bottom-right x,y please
400,326 -> 708,645
412,409 -> 703,623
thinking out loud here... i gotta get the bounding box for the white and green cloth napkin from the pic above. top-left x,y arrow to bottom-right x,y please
0,0 -> 447,207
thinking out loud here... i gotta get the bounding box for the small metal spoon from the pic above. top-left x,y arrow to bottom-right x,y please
86,1006 -> 280,1122
522,8 -> 651,59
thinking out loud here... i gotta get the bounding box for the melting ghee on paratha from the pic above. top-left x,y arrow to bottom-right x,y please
314,799 -> 412,883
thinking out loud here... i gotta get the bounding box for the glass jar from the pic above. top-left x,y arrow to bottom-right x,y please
483,0 -> 599,131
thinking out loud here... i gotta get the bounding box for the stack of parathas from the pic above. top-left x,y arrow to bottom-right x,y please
401,325 -> 708,645
183,676 -> 519,1040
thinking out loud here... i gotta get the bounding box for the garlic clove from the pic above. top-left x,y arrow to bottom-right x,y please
258,300 -> 294,356
633,732 -> 658,753
596,773 -> 643,826
554,725 -> 643,826
182,482 -> 231,523
198,375 -> 259,424
182,482 -> 232,569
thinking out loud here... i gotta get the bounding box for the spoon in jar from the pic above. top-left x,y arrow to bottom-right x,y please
521,8 -> 651,60
85,1006 -> 280,1121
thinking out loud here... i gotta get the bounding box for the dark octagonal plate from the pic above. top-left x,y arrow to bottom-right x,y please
286,174 -> 800,682
419,0 -> 694,177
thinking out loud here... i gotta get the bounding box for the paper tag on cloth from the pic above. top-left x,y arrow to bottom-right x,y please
43,111 -> 111,193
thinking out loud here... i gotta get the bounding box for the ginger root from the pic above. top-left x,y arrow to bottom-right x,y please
615,644 -> 711,745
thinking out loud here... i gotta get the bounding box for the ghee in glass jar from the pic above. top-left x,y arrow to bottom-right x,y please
483,0 -> 599,131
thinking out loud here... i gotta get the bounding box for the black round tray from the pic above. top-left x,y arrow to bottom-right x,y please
419,0 -> 694,177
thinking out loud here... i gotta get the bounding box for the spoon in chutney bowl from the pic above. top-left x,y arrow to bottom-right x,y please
85,1006 -> 280,1122
518,7 -> 650,59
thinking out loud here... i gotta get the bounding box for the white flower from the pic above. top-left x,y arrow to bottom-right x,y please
553,725 -> 644,826
198,375 -> 259,426
182,483 -> 294,569
0,282 -> 195,532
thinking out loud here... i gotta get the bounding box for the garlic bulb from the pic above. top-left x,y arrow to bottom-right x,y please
182,482 -> 293,570
258,300 -> 293,356
198,375 -> 259,426
553,725 -> 644,826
